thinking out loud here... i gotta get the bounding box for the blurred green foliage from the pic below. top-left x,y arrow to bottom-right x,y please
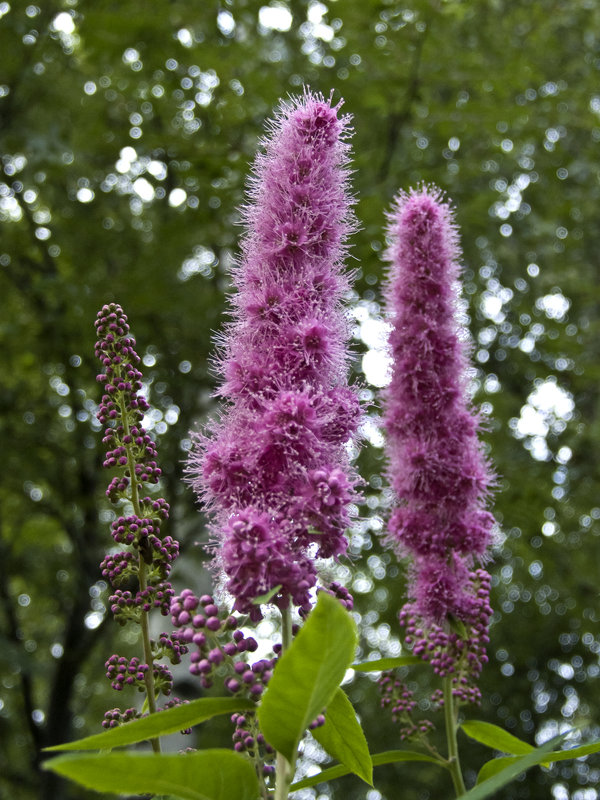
1,1 -> 598,798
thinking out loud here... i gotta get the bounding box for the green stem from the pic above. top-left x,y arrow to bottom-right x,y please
138,560 -> 160,752
274,601 -> 294,800
443,676 -> 466,796
120,395 -> 161,754
280,599 -> 293,652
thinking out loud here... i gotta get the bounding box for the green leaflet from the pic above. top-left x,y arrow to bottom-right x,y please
257,592 -> 357,763
312,688 -> 373,786
44,697 -> 255,752
455,732 -> 571,798
476,736 -> 600,785
460,719 -> 535,755
42,750 -> 259,800
290,749 -> 443,791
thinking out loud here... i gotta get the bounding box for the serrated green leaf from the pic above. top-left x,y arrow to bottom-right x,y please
42,750 -> 259,800
257,592 -> 357,763
461,720 -> 534,755
352,656 -> 423,672
312,688 -> 372,786
290,749 -> 443,791
44,697 -> 255,752
476,737 -> 600,785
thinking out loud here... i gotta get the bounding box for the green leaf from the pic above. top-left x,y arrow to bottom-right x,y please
447,614 -> 468,639
290,749 -> 443,791
257,592 -> 357,764
312,688 -> 373,786
543,739 -> 600,762
370,749 -> 443,768
461,720 -> 534,755
352,656 -> 423,672
44,697 -> 255,752
475,756 -> 532,785
455,732 -> 571,798
476,737 -> 600,785
252,585 -> 282,604
42,750 -> 259,800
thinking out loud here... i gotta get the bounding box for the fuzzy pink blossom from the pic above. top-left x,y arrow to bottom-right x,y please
186,91 -> 361,618
382,186 -> 495,624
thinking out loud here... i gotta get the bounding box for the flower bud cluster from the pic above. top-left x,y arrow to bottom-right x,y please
102,698 -> 192,734
102,706 -> 139,729
110,514 -> 160,547
320,581 -> 354,611
377,671 -> 434,742
108,582 -> 175,624
299,581 -> 354,619
94,303 -> 180,723
231,712 -> 275,757
400,569 -> 492,705
104,654 -> 175,695
105,655 -> 149,692
100,550 -> 137,585
94,304 -> 171,545
171,588 -> 294,782
224,656 -> 274,698
308,713 -> 326,731
152,663 -> 175,696
231,712 -> 276,780
171,590 -> 273,694
152,632 -> 188,665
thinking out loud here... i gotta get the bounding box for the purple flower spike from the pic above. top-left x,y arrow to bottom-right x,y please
186,91 -> 361,616
382,186 -> 495,623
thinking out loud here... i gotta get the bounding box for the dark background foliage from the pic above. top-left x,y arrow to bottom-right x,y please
1,1 -> 598,798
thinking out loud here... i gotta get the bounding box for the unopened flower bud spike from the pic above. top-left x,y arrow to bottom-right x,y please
95,302 -> 181,753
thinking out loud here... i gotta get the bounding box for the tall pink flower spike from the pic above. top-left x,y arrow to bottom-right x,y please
186,91 -> 361,619
382,186 -> 495,624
